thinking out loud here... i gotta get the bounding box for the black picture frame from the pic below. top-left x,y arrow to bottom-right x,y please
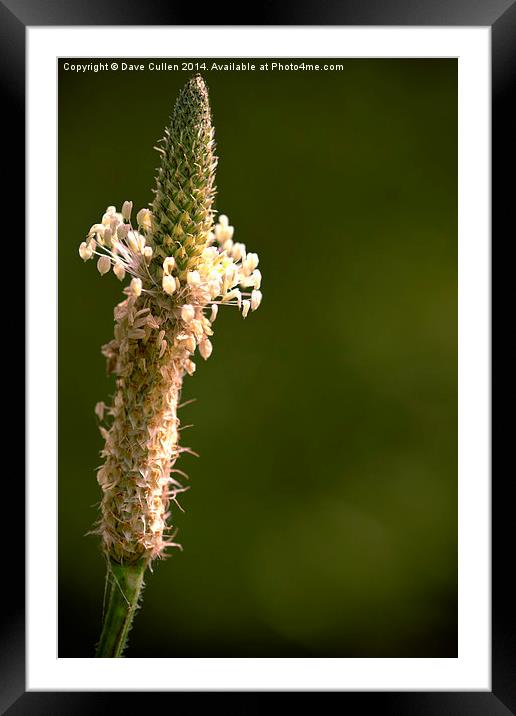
8,0 -> 512,712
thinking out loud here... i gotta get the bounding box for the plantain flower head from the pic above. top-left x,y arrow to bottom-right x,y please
79,75 -> 262,564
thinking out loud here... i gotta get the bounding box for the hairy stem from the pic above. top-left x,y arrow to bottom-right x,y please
95,558 -> 148,657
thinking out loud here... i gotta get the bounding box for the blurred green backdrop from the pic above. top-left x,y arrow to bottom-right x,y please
58,58 -> 457,657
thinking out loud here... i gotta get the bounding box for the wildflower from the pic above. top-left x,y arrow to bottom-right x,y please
79,75 -> 263,569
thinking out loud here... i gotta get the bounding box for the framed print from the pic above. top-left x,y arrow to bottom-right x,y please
7,0 -> 514,712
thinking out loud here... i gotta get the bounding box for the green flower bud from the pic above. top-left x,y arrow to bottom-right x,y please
151,74 -> 217,274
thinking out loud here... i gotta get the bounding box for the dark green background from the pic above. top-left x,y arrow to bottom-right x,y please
59,58 -> 457,657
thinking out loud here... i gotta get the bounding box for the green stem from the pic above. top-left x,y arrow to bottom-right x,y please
95,558 -> 148,657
